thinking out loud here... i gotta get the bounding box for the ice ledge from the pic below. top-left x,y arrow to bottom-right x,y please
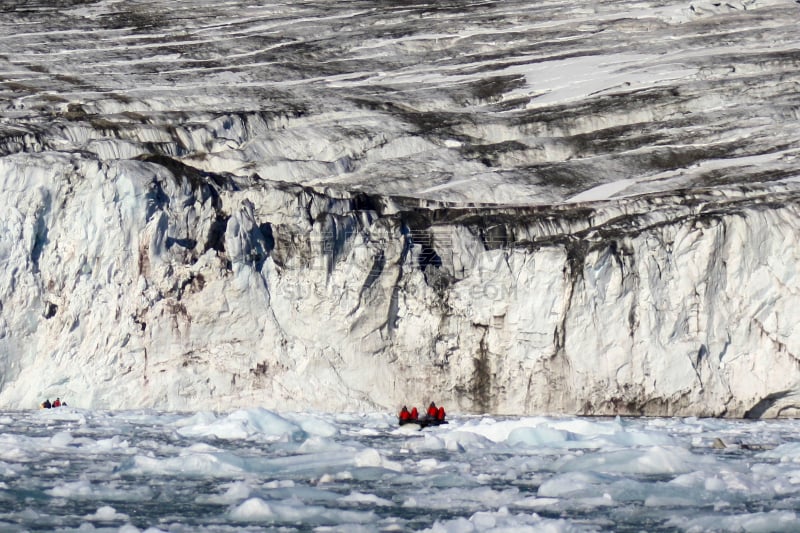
1,153 -> 799,417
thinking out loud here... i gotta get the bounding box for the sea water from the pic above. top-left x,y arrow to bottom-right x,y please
0,408 -> 799,531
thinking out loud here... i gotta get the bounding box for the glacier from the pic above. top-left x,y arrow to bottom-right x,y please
1,0 -> 800,415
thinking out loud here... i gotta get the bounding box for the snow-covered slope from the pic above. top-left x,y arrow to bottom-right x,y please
1,0 -> 799,415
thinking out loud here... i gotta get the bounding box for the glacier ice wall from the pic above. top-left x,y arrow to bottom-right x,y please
1,0 -> 800,415
2,151 -> 800,416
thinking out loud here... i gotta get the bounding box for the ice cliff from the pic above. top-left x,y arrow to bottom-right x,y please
1,0 -> 799,415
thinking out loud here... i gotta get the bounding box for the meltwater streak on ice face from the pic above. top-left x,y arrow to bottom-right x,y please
1,409 -> 800,532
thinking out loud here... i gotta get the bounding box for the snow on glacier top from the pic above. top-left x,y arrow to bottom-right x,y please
2,0 -> 799,205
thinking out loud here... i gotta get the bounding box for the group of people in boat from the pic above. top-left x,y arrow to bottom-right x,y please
398,401 -> 446,426
40,398 -> 66,408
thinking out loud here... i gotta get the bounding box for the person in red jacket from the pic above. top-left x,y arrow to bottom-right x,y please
399,406 -> 410,422
410,407 -> 419,421
437,406 -> 446,421
427,402 -> 438,418
53,398 -> 61,408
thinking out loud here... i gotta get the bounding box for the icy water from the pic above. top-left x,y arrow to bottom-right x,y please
1,409 -> 800,532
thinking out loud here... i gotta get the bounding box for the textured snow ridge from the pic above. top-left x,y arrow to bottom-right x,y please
1,0 -> 800,414
2,0 -> 799,204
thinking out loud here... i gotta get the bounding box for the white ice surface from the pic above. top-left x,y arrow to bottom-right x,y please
2,0 -> 800,422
